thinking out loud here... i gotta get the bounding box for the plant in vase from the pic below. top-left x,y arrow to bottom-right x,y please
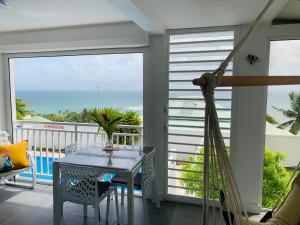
89,108 -> 122,150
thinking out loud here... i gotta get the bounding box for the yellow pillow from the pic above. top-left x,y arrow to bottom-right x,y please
0,141 -> 29,169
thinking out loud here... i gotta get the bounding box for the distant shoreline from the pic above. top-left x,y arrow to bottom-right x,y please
16,90 -> 143,115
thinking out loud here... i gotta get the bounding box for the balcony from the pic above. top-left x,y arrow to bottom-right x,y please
13,120 -> 143,182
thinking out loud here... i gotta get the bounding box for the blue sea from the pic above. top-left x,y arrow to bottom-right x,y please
16,90 -> 143,115
16,88 -> 296,123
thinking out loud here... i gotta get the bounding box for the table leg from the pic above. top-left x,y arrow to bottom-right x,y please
127,174 -> 134,225
53,162 -> 61,225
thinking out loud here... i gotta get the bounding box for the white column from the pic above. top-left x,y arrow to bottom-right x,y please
143,35 -> 167,198
230,24 -> 270,213
0,54 -> 12,132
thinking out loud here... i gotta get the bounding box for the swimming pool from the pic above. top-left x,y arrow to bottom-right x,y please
20,156 -> 112,182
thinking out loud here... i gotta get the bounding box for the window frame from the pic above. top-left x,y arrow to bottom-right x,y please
3,47 -> 144,140
164,26 -> 237,205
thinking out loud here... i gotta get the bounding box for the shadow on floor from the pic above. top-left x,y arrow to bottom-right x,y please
0,185 -> 262,225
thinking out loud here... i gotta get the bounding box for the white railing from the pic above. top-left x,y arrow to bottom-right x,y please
13,120 -> 143,179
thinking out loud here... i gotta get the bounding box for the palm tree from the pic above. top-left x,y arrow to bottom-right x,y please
88,108 -> 122,142
266,114 -> 278,125
16,98 -> 33,120
273,92 -> 300,135
121,111 -> 142,126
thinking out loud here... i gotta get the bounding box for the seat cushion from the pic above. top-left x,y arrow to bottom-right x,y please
111,173 -> 142,189
97,181 -> 111,196
0,141 -> 29,170
0,157 -> 14,173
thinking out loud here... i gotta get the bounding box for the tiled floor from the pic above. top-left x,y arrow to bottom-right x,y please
0,184 -> 262,225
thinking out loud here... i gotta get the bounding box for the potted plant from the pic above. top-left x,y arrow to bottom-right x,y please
89,108 -> 122,150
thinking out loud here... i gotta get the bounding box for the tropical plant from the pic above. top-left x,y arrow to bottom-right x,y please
118,111 -> 142,145
181,147 -> 291,208
43,113 -> 68,122
16,98 -> 34,120
120,111 -> 142,126
274,91 -> 300,135
181,147 -> 228,200
88,108 -> 122,142
79,108 -> 91,123
262,148 -> 290,208
266,114 -> 278,125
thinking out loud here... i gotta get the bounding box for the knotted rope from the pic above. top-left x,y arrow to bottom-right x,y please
198,2 -> 274,224
201,71 -> 249,225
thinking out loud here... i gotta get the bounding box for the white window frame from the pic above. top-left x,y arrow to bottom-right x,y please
3,47 -> 144,141
164,26 -> 238,205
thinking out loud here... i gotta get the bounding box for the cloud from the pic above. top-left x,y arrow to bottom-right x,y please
11,53 -> 143,92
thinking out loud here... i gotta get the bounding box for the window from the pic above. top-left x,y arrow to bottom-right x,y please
167,30 -> 234,198
10,53 -> 143,118
264,40 -> 300,208
9,51 -> 143,181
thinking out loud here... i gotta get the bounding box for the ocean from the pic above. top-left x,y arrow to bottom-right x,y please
16,90 -> 143,115
16,89 -> 295,123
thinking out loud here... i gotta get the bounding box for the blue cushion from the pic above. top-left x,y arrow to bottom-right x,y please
0,157 -> 14,173
111,173 -> 142,189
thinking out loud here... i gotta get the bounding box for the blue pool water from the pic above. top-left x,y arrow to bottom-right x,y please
20,156 -> 112,182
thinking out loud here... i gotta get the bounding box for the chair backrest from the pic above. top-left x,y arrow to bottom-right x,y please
60,163 -> 98,205
0,131 -> 10,146
64,142 -> 81,156
141,148 -> 156,188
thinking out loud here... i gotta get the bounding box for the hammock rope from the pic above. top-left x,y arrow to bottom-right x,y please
199,1 -> 274,224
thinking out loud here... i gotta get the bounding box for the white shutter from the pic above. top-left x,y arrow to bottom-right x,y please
167,30 -> 234,198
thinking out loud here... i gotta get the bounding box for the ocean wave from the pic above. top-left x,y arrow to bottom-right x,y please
126,105 -> 143,112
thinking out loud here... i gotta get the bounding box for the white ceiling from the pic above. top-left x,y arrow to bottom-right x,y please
0,0 -> 289,33
0,0 -> 130,32
275,0 -> 300,21
124,0 -> 287,30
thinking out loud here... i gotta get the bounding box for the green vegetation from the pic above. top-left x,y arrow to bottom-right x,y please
16,98 -> 142,144
263,149 -> 291,208
181,147 -> 291,208
274,91 -> 300,135
266,114 -> 278,125
41,109 -> 94,123
88,108 -> 122,141
16,98 -> 34,120
181,147 -> 228,200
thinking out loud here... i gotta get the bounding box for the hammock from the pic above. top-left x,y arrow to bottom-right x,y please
195,1 -> 275,225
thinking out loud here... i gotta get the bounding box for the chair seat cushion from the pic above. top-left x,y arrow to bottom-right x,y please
111,173 -> 142,189
97,181 -> 111,196
0,157 -> 14,173
0,141 -> 29,169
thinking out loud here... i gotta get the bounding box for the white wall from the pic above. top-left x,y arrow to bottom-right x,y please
0,54 -> 7,131
270,23 -> 300,38
231,24 -> 270,213
143,35 -> 167,197
0,22 -> 148,53
0,22 -> 148,132
266,135 -> 300,168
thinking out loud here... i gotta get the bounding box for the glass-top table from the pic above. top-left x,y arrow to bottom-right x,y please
53,146 -> 155,225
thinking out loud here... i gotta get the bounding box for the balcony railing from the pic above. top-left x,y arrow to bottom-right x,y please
13,120 -> 143,180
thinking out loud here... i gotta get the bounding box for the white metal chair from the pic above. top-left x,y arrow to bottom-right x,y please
59,164 -> 119,225
64,142 -> 81,156
111,148 -> 159,225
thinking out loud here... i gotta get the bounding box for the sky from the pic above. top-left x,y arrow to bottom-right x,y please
268,40 -> 300,94
267,40 -> 300,121
10,53 -> 143,92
